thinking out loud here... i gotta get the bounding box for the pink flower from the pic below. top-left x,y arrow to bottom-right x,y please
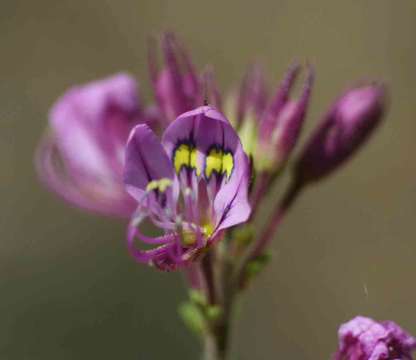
334,316 -> 416,360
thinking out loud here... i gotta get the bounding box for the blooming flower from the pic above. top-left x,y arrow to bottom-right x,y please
295,84 -> 385,184
36,73 -> 143,217
334,316 -> 416,360
124,106 -> 251,270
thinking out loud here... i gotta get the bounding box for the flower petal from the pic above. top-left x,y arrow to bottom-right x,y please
213,149 -> 251,231
124,124 -> 175,202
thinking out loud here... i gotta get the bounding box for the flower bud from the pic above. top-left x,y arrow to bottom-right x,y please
236,64 -> 268,128
295,84 -> 385,184
223,65 -> 268,158
149,33 -> 201,123
255,64 -> 314,171
334,316 -> 416,360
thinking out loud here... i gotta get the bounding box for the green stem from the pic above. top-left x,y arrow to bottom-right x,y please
200,245 -> 236,360
201,297 -> 234,360
202,331 -> 225,360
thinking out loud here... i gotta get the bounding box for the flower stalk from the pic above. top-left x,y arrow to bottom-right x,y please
249,178 -> 302,266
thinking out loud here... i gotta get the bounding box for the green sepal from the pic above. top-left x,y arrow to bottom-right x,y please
238,112 -> 258,156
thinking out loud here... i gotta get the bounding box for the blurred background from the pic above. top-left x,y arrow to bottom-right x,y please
1,0 -> 416,359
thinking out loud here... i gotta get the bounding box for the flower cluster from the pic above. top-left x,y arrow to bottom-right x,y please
124,106 -> 250,270
35,33 -> 411,360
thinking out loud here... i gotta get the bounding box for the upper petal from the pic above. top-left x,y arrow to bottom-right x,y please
162,106 -> 235,175
162,106 -> 251,230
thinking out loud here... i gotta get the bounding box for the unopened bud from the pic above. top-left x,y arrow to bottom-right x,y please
149,33 -> 201,122
256,64 -> 314,171
295,84 -> 385,184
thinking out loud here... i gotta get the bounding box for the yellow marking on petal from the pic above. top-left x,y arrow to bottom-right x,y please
205,148 -> 234,180
174,144 -> 190,174
173,143 -> 200,176
222,152 -> 234,179
205,148 -> 223,179
146,178 -> 172,192
190,147 -> 200,176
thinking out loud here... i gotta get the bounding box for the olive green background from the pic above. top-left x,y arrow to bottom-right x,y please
1,0 -> 416,359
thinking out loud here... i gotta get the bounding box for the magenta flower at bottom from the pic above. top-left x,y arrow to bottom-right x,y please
124,106 -> 251,270
334,316 -> 416,360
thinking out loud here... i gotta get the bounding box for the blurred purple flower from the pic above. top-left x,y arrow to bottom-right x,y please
334,316 -> 416,360
124,106 -> 251,270
36,73 -> 143,217
295,84 -> 385,184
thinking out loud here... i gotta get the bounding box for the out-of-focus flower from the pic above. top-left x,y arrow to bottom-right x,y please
230,64 -> 314,172
124,106 -> 251,270
36,73 -> 144,217
36,33 -> 203,218
334,316 -> 416,360
149,32 -> 202,124
295,84 -> 385,184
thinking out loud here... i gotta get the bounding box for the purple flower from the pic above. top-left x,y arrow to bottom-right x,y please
334,316 -> 416,360
295,84 -> 385,184
124,106 -> 251,271
149,33 -> 202,124
36,73 -> 143,217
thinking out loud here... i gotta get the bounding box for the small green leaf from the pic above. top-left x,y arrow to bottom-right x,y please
189,289 -> 207,307
206,305 -> 222,322
178,302 -> 206,336
245,252 -> 272,279
234,224 -> 255,248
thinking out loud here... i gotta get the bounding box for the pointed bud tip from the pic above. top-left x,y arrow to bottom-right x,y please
336,84 -> 386,125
